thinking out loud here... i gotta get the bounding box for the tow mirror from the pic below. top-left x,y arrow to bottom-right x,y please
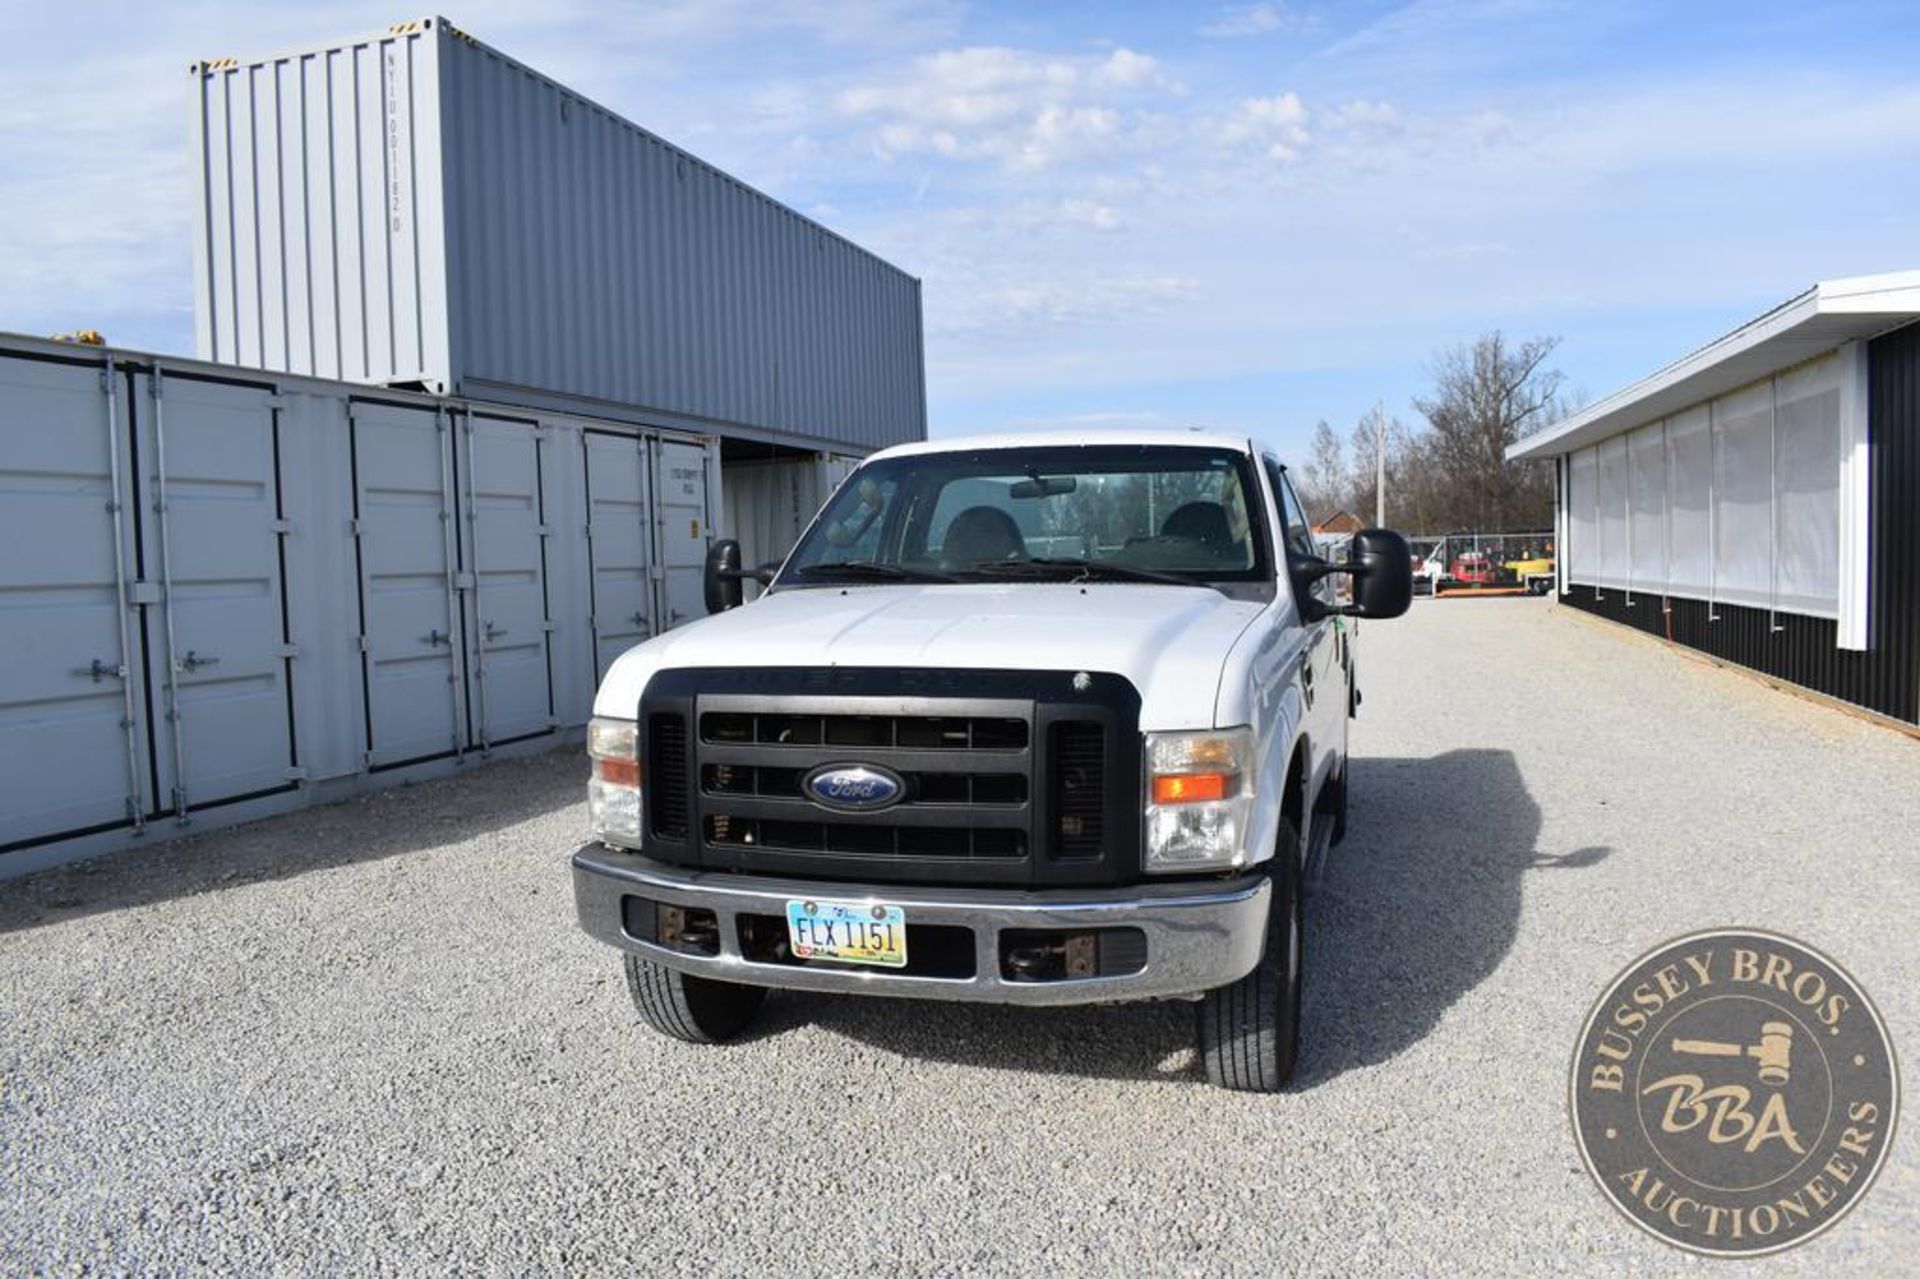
704,539 -> 778,614
1301,528 -> 1413,620
704,540 -> 746,613
1341,528 -> 1413,619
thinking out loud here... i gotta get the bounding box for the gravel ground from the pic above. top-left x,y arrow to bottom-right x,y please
3,597 -> 1916,1275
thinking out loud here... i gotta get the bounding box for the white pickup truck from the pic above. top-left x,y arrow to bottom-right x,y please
571,431 -> 1411,1091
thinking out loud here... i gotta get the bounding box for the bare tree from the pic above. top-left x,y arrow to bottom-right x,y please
1294,420 -> 1348,519
1413,332 -> 1566,530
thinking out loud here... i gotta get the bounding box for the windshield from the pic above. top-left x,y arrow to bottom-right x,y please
777,444 -> 1272,588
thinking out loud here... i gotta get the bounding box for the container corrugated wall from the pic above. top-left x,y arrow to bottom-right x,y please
0,331 -> 720,877
1562,319 -> 1920,725
191,22 -> 450,389
192,19 -> 925,454
720,453 -> 858,594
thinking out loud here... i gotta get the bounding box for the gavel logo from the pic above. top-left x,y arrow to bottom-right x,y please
1671,1021 -> 1794,1086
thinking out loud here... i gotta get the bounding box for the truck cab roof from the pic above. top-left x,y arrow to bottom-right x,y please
868,428 -> 1262,462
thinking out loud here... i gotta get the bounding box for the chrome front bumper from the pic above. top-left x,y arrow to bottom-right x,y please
571,847 -> 1272,1006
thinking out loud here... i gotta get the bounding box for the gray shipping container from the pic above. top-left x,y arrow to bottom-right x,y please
0,332 -> 719,878
720,452 -> 859,598
189,16 -> 926,454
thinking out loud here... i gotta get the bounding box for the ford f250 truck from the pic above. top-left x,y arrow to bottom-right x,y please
571,431 -> 1411,1091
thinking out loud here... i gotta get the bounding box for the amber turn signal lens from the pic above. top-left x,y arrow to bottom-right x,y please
1151,772 -> 1228,804
595,757 -> 641,788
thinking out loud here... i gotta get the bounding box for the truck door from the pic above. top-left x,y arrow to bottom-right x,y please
1269,462 -> 1343,802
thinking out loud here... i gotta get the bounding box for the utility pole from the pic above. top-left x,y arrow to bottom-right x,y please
1373,401 -> 1387,528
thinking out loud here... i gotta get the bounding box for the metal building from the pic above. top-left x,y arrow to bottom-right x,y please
188,16 -> 926,453
0,332 -> 720,875
1509,270 -> 1920,726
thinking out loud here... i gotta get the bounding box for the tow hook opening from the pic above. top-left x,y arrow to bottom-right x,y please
999,928 -> 1147,982
621,896 -> 721,957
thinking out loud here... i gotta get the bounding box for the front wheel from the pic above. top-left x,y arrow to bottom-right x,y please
1198,820 -> 1304,1092
624,954 -> 767,1044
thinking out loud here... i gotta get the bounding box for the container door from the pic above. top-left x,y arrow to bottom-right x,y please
137,371 -> 297,813
350,401 -> 466,767
582,430 -> 655,680
0,354 -> 154,848
459,414 -> 556,749
652,436 -> 711,629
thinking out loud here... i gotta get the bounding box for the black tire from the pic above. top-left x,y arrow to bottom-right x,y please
624,954 -> 767,1044
1199,820 -> 1304,1092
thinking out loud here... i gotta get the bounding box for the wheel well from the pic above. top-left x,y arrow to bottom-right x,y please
1281,738 -> 1308,832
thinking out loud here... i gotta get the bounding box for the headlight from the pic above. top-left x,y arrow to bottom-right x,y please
1143,727 -> 1253,872
588,716 -> 643,848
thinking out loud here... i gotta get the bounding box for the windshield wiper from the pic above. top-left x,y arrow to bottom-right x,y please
792,561 -> 956,584
963,556 -> 1195,586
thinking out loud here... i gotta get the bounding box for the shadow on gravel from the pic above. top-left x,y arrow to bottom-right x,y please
1298,748 -> 1571,1087
759,989 -> 1200,1083
0,748 -> 585,936
788,748 -> 1582,1089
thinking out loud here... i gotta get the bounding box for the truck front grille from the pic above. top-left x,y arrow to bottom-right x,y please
637,668 -> 1141,887
647,713 -> 689,839
1049,721 -> 1106,859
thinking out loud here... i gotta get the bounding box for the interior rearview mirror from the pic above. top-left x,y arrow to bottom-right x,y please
1009,474 -> 1077,499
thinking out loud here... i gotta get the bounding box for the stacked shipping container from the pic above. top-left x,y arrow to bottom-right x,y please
189,16 -> 925,451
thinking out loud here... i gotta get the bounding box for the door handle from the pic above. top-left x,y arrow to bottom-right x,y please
483,622 -> 509,642
422,629 -> 450,646
177,651 -> 219,672
74,658 -> 127,682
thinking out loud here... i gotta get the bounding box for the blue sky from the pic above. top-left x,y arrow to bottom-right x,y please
2,0 -> 1918,461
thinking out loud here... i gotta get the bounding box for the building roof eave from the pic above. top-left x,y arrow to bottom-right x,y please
1507,269 -> 1920,461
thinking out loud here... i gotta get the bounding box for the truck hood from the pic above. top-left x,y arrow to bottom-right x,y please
594,584 -> 1267,729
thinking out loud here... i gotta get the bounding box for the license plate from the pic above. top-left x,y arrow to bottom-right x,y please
785,897 -> 908,968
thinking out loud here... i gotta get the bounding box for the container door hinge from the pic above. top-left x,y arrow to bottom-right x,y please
269,519 -> 294,535
348,517 -> 364,537
274,643 -> 300,659
357,635 -> 371,653
649,565 -> 665,581
264,394 -> 287,410
126,581 -> 163,606
453,572 -> 476,590
283,765 -> 308,781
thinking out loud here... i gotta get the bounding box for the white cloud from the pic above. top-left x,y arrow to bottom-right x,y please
1200,3 -> 1301,39
1328,98 -> 1402,131
1057,199 -> 1124,232
835,45 -> 1179,170
1218,93 -> 1314,161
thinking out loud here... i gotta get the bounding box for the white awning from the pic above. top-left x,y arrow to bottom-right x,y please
1508,270 -> 1920,461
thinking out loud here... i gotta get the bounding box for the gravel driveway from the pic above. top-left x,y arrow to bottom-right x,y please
3,598 -> 1915,1274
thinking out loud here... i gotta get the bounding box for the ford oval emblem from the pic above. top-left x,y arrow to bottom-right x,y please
802,763 -> 906,812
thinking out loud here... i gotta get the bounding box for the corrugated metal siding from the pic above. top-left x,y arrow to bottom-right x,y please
192,25 -> 449,387
0,331 -> 720,876
1562,320 -> 1920,725
193,20 -> 925,453
720,454 -> 858,595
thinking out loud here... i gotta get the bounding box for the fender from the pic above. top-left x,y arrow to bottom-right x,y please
1216,599 -> 1310,872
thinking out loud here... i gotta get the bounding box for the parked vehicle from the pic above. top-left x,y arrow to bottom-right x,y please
1410,539 -> 1447,596
1503,551 -> 1557,595
1449,550 -> 1497,587
570,432 -> 1413,1091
